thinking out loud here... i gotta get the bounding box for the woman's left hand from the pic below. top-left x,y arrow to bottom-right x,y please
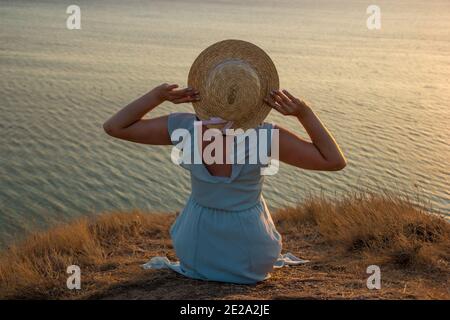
154,83 -> 200,104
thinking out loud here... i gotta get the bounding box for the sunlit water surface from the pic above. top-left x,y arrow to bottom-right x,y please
1,0 -> 449,246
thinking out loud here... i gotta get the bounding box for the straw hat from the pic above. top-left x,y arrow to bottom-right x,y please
188,39 -> 279,130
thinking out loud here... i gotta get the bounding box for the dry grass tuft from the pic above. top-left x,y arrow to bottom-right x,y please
0,212 -> 173,299
274,192 -> 449,271
0,193 -> 448,299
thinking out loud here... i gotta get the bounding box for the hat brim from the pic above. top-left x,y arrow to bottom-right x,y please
188,39 -> 279,130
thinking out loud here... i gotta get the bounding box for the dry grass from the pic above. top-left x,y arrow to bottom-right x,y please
274,192 -> 449,271
0,212 -> 173,299
0,193 -> 448,300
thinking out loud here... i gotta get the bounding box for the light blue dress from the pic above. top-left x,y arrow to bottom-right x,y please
142,112 -> 308,284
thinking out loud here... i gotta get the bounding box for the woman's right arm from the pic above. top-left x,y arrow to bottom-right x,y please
265,90 -> 347,171
103,83 -> 199,145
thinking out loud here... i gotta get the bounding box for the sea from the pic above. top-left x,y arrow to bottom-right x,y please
1,0 -> 449,246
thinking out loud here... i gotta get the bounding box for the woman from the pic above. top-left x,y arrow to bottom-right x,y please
103,40 -> 346,284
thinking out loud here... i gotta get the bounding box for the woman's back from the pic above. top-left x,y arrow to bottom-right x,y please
169,112 -> 275,211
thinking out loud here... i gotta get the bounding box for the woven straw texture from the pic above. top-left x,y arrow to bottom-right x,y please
188,39 -> 279,130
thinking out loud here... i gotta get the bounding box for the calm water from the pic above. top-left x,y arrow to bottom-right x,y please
1,0 -> 449,246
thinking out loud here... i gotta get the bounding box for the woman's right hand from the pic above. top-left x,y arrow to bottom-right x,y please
264,89 -> 347,171
264,89 -> 311,119
154,83 -> 200,104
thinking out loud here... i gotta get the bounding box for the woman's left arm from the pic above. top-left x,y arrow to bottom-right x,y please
103,83 -> 199,145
